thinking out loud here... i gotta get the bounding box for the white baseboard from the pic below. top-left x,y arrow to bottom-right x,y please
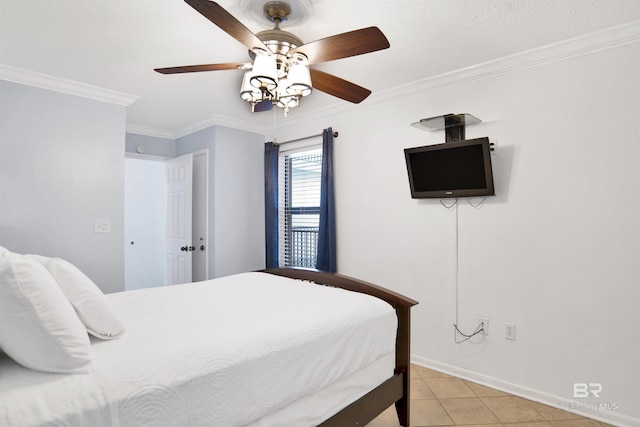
411,354 -> 639,427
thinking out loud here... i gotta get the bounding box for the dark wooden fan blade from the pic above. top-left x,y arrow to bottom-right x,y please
292,27 -> 389,65
310,69 -> 372,104
155,62 -> 247,74
184,0 -> 269,52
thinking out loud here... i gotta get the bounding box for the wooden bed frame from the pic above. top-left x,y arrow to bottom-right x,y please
263,268 -> 418,427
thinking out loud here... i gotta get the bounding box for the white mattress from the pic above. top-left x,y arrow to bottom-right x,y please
0,272 -> 397,427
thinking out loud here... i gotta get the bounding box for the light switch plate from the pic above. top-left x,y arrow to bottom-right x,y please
94,219 -> 111,233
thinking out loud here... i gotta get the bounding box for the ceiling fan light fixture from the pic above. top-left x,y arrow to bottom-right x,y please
276,77 -> 289,95
240,71 -> 261,102
250,53 -> 278,91
286,62 -> 312,97
277,94 -> 299,109
243,40 -> 311,114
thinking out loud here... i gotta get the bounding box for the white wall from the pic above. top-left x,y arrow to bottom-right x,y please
212,125 -> 265,277
272,38 -> 640,425
0,80 -> 126,293
125,133 -> 175,158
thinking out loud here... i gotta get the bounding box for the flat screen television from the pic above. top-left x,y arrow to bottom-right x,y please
404,137 -> 495,199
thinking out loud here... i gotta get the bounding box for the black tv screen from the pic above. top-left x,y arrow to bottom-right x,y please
404,137 -> 495,199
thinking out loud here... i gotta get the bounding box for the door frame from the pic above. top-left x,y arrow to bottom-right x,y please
124,150 -> 209,286
192,149 -> 209,281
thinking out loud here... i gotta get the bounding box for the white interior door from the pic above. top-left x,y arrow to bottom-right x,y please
165,153 -> 193,285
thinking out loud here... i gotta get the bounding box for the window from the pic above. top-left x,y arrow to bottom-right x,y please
278,147 -> 322,268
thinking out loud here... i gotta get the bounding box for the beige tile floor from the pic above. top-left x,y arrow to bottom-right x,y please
368,364 -> 613,427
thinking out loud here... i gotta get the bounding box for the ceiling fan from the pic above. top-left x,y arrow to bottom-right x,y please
155,0 -> 390,114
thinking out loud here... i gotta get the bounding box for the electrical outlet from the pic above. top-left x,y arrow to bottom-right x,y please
477,316 -> 489,335
505,323 -> 516,340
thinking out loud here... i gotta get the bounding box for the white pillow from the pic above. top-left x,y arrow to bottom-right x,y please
0,246 -> 9,257
39,257 -> 125,340
0,253 -> 92,373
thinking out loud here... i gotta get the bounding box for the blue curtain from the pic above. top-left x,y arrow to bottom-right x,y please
264,141 -> 279,268
316,128 -> 337,272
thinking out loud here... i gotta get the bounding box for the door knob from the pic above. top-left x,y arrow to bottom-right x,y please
200,245 -> 205,251
189,246 -> 195,251
180,246 -> 188,251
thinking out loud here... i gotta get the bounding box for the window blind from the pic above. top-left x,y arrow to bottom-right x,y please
278,147 -> 322,268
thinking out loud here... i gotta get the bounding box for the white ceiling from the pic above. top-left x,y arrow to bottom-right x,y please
1,0 -> 639,136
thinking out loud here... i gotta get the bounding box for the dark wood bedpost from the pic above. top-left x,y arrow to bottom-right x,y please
261,268 -> 418,427
394,305 -> 412,426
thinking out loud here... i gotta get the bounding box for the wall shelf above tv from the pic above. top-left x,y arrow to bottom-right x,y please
411,113 -> 481,142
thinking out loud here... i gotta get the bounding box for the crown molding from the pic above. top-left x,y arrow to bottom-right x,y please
126,123 -> 175,139
126,113 -> 267,140
387,19 -> 640,102
172,112 -> 266,139
260,19 -> 640,136
0,64 -> 140,106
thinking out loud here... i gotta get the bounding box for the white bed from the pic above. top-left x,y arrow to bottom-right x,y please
0,270 -> 414,427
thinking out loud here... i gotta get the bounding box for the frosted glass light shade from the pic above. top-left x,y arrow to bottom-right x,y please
276,78 -> 289,98
240,71 -> 260,102
250,54 -> 277,91
286,63 -> 312,96
277,95 -> 299,109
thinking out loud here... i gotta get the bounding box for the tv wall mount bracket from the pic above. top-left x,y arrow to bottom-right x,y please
411,113 -> 481,143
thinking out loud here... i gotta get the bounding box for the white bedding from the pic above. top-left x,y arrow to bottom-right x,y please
0,272 -> 397,427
